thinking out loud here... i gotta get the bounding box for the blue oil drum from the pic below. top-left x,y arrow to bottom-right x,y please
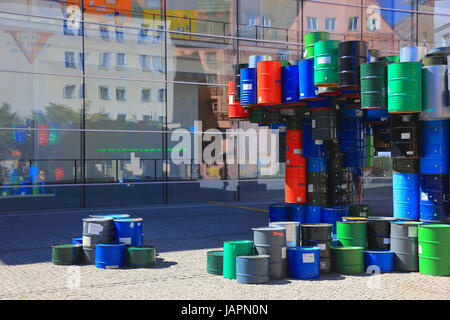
269,203 -> 292,222
240,68 -> 257,105
393,173 -> 420,220
322,207 -> 346,235
236,255 -> 270,284
306,205 -> 323,223
291,204 -> 307,225
419,174 -> 449,223
420,120 -> 449,174
302,121 -> 327,158
90,214 -> 131,219
307,157 -> 327,172
332,205 -> 350,217
363,249 -> 394,273
95,243 -> 125,269
72,237 -> 83,244
298,59 -> 322,101
249,54 -> 272,68
287,246 -> 321,279
343,151 -> 365,168
282,65 -> 300,103
307,97 -> 333,110
113,218 -> 144,246
364,108 -> 389,124
13,125 -> 27,144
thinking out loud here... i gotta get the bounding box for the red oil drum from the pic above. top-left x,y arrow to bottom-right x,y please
285,166 -> 307,203
257,61 -> 282,105
228,81 -> 249,119
54,167 -> 65,181
38,124 -> 49,146
286,130 -> 306,166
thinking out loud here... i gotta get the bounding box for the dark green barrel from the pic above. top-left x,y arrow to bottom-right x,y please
206,250 -> 224,275
304,31 -> 330,59
336,221 -> 367,248
349,205 -> 371,218
418,224 -> 450,276
421,55 -> 448,66
379,55 -> 400,62
249,109 -> 265,123
314,40 -> 340,87
387,62 -> 422,113
307,172 -> 328,206
223,240 -> 254,279
331,246 -> 365,274
392,158 -> 419,173
366,134 -> 375,167
52,244 -> 83,265
361,61 -> 389,109
125,246 -> 156,268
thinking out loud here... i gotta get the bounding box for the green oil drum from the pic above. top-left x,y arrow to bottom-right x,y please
125,246 -> 156,268
379,55 -> 400,62
366,135 -> 375,167
387,62 -> 422,113
223,240 -> 254,279
314,40 -> 340,87
206,250 -> 224,275
249,109 -> 265,123
418,224 -> 450,276
304,31 -> 330,59
51,243 -> 83,265
279,60 -> 290,67
349,205 -> 371,218
360,61 -> 389,109
331,246 -> 365,274
336,221 -> 368,248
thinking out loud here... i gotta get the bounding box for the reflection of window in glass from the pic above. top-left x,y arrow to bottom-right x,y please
64,51 -> 76,68
78,52 -> 84,70
206,74 -> 217,84
158,88 -> 165,102
325,18 -> 336,31
211,102 -> 218,112
307,17 -> 318,30
138,24 -> 150,43
100,26 -> 110,40
99,52 -> 111,69
116,27 -> 124,42
205,53 -> 216,63
246,15 -> 258,27
63,85 -> 76,99
139,54 -> 152,71
263,16 -> 271,27
141,88 -> 153,102
157,115 -> 165,122
99,86 -> 110,100
146,0 -> 160,7
277,50 -> 290,61
367,17 -> 379,31
116,53 -> 126,70
178,27 -> 184,32
153,56 -> 165,73
116,87 -> 126,101
348,17 -> 359,31
443,33 -> 450,45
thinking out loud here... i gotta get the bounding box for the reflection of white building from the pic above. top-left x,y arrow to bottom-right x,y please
433,0 -> 450,47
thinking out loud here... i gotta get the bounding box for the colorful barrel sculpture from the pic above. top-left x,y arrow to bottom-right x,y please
286,129 -> 306,166
390,221 -> 422,271
249,54 -> 272,68
307,172 -> 328,206
302,121 -> 326,158
311,107 -> 337,140
337,41 -> 368,90
287,246 -> 321,279
400,46 -> 427,62
314,40 -> 340,87
419,174 -> 450,223
125,246 -> 156,268
421,65 -> 449,120
304,31 -> 330,59
269,203 -> 292,222
306,206 -> 323,223
379,55 -> 400,62
393,172 -> 419,220
390,114 -> 419,158
52,243 -> 83,265
95,244 -> 125,269
285,166 -> 307,203
206,250 -> 223,275
253,227 -> 287,279
113,218 -> 144,246
282,65 -> 300,103
336,221 -> 368,248
298,59 -> 322,101
361,61 -> 389,109
234,63 -> 248,101
393,158 -> 420,173
331,246 -> 364,274
349,205 -> 371,218
301,223 -> 333,273
257,61 -> 282,105
249,108 -> 265,123
223,240 -> 254,279
228,81 -> 249,119
420,120 -> 449,174
387,62 -> 422,113
236,255 -> 270,284
269,221 -> 300,247
367,217 -> 396,250
321,207 -> 346,235
291,204 -> 307,225
82,217 -> 115,264
364,249 -> 394,273
240,68 -> 257,106
418,224 -> 450,276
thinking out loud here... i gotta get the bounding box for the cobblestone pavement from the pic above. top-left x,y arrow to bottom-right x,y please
0,199 -> 448,300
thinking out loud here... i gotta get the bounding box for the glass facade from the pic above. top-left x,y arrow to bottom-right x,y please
0,0 -> 448,211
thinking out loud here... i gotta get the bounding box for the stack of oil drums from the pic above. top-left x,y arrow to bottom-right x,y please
51,213 -> 157,269
285,120 -> 307,204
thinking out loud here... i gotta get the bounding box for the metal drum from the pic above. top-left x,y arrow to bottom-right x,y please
302,122 -> 327,158
387,62 -> 422,113
307,172 -> 327,206
304,31 -> 330,59
285,166 -> 307,204
269,221 -> 300,247
400,46 -> 427,62
311,108 -> 337,140
113,218 -> 144,246
82,217 -> 114,264
253,227 -> 287,280
379,55 -> 399,62
321,207 -> 346,235
363,249 -> 394,273
418,224 -> 450,276
249,108 -> 265,123
125,246 -> 156,268
269,203 -> 292,222
287,246 -> 321,279
393,158 -> 419,173
291,204 -> 307,225
234,63 -> 248,101
236,255 -> 270,284
314,40 -> 340,87
282,65 -> 300,104
228,81 -> 249,119
338,40 -> 368,90
390,114 -> 419,158
306,206 -> 323,223
364,108 -> 389,124
331,246 -> 365,274
257,61 -> 282,105
286,129 -> 306,167
249,54 -> 272,68
223,240 -> 254,279
240,68 -> 257,106
390,221 -> 423,271
421,65 -> 449,120
393,172 -> 420,220
422,55 -> 448,67
336,221 -> 368,248
52,244 -> 83,265
349,205 -> 371,218
367,217 -> 397,250
419,174 -> 450,223
206,250 -> 224,275
419,120 -> 449,174
298,59 -> 323,101
95,244 -> 125,269
361,61 -> 390,110
301,223 -> 333,273
307,157 -> 327,172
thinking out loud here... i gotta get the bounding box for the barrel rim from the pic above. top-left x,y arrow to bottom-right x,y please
52,243 -> 83,249
331,246 -> 364,251
96,243 -> 126,248
391,221 -> 423,225
287,246 -> 320,252
252,226 -> 286,232
418,224 -> 450,229
236,254 -> 270,259
83,217 -> 113,222
269,221 -> 300,226
127,245 -> 156,251
223,240 -> 253,245
301,223 -> 333,228
113,218 -> 144,222
207,250 -> 224,256
363,249 -> 394,254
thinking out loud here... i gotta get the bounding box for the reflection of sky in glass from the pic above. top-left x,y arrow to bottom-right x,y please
376,0 -> 413,27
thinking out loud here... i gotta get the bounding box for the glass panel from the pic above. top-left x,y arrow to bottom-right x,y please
418,1 -> 450,49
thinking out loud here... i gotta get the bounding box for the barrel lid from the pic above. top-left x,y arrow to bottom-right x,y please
52,243 -> 82,249
363,249 -> 393,254
391,220 -> 423,225
207,250 -> 223,256
114,218 -> 143,222
237,255 -> 270,259
224,240 -> 253,245
127,245 -> 155,251
83,217 -> 113,222
331,246 -> 364,250
418,224 -> 450,229
367,216 -> 397,221
301,223 -> 333,228
341,217 -> 367,221
269,221 -> 300,226
287,246 -> 320,252
90,214 -> 131,218
252,227 -> 286,232
96,243 -> 125,248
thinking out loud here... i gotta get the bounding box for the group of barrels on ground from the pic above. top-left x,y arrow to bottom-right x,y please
51,214 -> 156,269
206,204 -> 450,284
